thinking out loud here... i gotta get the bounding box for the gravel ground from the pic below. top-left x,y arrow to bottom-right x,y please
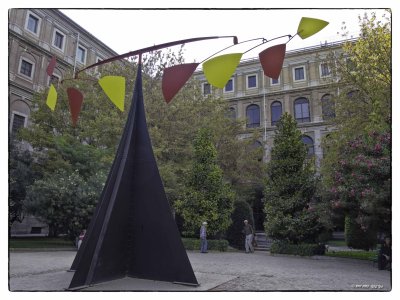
9,250 -> 391,291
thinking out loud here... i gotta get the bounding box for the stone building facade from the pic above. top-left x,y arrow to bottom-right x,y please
195,42 -> 343,168
8,9 -> 119,136
8,9 -> 119,235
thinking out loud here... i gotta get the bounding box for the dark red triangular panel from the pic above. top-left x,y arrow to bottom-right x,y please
162,63 -> 199,103
259,44 -> 286,80
46,56 -> 57,77
67,88 -> 84,127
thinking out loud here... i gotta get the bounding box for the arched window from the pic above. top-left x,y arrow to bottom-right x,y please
228,107 -> 236,120
301,135 -> 314,157
321,94 -> 335,120
271,101 -> 282,126
10,98 -> 30,134
246,104 -> 260,128
11,112 -> 27,134
294,97 -> 310,123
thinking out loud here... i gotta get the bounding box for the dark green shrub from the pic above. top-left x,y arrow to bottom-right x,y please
345,215 -> 377,250
312,243 -> 326,255
226,200 -> 255,250
208,239 -> 229,251
316,230 -> 333,243
270,240 -> 326,256
181,238 -> 200,250
181,238 -> 229,252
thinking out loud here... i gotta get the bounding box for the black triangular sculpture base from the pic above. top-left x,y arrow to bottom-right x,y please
68,64 -> 198,289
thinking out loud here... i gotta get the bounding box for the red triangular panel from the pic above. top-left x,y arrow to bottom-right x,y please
259,44 -> 286,80
46,56 -> 57,77
67,88 -> 84,127
162,63 -> 199,103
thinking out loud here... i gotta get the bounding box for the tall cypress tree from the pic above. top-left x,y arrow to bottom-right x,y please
175,128 -> 235,237
264,113 -> 319,243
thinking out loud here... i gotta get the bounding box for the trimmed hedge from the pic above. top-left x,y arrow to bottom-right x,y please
270,240 -> 326,256
181,238 -> 229,252
9,237 -> 74,249
316,230 -> 333,243
344,215 -> 377,250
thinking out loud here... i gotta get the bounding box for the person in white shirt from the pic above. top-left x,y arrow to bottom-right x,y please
200,222 -> 208,253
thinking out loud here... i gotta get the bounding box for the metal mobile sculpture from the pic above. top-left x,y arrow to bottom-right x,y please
44,17 -> 328,290
46,17 -> 328,125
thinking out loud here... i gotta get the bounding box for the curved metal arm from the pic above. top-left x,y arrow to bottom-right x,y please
199,37 -> 265,64
75,35 -> 238,78
243,34 -> 292,54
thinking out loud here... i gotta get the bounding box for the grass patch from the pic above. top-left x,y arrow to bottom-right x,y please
326,240 -> 347,247
326,250 -> 377,261
9,237 -> 75,249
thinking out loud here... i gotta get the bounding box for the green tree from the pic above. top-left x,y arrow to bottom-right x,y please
322,11 -> 391,187
23,136 -> 110,238
9,139 -> 39,227
19,63 -> 132,152
16,48 -> 262,238
17,65 -> 132,234
321,11 -> 391,238
174,128 -> 235,237
138,49 -> 265,208
264,113 -> 319,243
26,168 -> 106,238
330,130 -> 391,238
218,131 -> 265,208
333,11 -> 390,131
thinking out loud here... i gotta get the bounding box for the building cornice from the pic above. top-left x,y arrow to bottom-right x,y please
9,81 -> 35,98
224,83 -> 335,102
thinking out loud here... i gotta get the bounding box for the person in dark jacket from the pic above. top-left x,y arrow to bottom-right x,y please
242,220 -> 254,253
378,236 -> 391,270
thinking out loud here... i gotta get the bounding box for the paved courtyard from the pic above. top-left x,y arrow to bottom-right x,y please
9,250 -> 391,292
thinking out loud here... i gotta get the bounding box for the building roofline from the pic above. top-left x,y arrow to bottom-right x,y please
52,9 -> 120,56
194,37 -> 357,74
238,38 -> 358,65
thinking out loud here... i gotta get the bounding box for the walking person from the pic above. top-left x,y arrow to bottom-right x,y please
200,222 -> 208,253
77,229 -> 86,250
242,220 -> 254,253
378,236 -> 391,270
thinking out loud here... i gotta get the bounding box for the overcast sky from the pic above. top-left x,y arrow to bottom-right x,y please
60,8 -> 385,63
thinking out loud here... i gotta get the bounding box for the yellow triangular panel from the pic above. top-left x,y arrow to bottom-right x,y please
203,53 -> 243,88
297,17 -> 329,39
46,84 -> 57,111
98,76 -> 126,111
